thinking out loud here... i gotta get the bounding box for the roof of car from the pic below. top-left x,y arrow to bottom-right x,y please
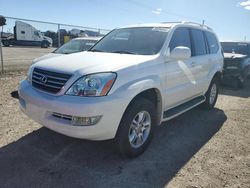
221,41 -> 250,44
119,22 -> 177,29
119,21 -> 213,31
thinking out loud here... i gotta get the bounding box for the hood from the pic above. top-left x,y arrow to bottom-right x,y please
224,53 -> 247,59
32,51 -> 157,75
43,36 -> 53,44
223,53 -> 246,68
32,53 -> 63,64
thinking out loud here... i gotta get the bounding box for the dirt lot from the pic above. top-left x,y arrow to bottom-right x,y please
0,71 -> 249,188
1,46 -> 56,72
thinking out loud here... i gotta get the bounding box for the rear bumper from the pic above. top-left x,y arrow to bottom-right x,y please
18,80 -> 129,140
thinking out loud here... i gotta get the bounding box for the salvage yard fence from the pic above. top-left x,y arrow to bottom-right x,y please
0,16 -> 111,74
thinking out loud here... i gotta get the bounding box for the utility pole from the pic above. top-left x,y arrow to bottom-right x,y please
202,20 -> 205,25
244,36 -> 246,41
0,15 -> 6,75
58,24 -> 60,47
0,26 -> 4,75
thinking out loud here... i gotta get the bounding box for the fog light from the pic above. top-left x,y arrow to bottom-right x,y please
72,115 -> 102,126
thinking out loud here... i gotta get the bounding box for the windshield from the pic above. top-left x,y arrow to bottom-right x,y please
221,42 -> 249,55
54,39 -> 98,54
90,27 -> 169,55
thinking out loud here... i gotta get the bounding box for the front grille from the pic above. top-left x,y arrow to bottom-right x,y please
32,68 -> 72,94
224,58 -> 240,68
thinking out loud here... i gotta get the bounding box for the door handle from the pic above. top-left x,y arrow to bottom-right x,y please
191,62 -> 196,67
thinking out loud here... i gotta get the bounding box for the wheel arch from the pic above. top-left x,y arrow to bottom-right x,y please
123,88 -> 163,126
213,71 -> 222,84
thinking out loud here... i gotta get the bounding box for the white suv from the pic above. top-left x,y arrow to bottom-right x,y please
18,22 -> 223,157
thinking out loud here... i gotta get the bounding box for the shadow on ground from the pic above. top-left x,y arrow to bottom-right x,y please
220,79 -> 250,98
0,107 -> 227,188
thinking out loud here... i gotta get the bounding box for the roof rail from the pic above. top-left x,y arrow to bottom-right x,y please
161,21 -> 182,24
181,21 -> 212,30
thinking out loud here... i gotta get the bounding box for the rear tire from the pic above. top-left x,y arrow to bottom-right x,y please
115,97 -> 156,158
201,78 -> 219,109
237,75 -> 247,89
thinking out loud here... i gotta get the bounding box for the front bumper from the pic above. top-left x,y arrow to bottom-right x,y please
18,80 -> 128,140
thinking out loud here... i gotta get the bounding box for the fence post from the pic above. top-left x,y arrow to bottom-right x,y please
58,24 -> 60,47
0,26 -> 4,75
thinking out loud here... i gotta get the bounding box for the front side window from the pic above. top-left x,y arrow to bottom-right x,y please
191,29 -> 207,56
169,27 -> 191,52
90,27 -> 169,55
205,32 -> 219,54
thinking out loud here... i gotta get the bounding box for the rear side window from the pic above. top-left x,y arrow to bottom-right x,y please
205,32 -> 219,54
169,27 -> 191,51
190,29 -> 207,56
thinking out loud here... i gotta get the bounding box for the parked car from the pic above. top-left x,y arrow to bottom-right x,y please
221,42 -> 250,88
32,37 -> 101,63
18,22 -> 223,157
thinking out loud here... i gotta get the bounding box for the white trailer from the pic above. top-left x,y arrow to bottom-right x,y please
2,21 -> 52,48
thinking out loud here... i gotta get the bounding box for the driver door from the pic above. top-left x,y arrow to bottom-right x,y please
163,27 -> 197,109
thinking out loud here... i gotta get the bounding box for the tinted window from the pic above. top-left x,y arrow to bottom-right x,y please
90,27 -> 169,55
169,27 -> 191,51
205,32 -> 219,54
191,29 -> 207,56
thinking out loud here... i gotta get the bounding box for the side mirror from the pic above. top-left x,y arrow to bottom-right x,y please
168,46 -> 191,60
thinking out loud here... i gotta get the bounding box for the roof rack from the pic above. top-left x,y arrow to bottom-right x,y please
181,21 -> 212,30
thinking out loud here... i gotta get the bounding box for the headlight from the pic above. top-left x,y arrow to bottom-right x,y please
66,72 -> 117,97
26,67 -> 33,82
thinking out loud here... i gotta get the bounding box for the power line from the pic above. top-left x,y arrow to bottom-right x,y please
126,0 -> 206,24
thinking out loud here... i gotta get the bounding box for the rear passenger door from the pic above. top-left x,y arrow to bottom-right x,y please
189,28 -> 210,94
204,31 -> 221,90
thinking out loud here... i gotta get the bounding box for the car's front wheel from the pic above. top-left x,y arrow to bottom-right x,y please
115,97 -> 156,158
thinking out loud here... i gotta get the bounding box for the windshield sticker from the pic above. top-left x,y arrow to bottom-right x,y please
152,27 -> 169,32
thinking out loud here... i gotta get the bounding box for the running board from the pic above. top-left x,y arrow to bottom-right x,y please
163,95 -> 206,120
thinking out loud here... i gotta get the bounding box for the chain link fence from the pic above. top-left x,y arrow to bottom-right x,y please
0,16 -> 110,73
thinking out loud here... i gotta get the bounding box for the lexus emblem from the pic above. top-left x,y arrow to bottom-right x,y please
40,75 -> 47,84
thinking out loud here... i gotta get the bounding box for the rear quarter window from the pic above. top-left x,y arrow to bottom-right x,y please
205,32 -> 219,54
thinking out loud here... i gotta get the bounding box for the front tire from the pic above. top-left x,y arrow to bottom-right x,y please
115,97 -> 156,158
2,40 -> 10,47
201,78 -> 219,109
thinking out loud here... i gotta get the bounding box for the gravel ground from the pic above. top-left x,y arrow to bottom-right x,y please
0,72 -> 249,188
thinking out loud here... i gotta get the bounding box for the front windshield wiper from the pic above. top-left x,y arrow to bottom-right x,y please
89,49 -> 106,52
111,50 -> 136,54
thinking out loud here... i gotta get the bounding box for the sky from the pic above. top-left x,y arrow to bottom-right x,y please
0,0 -> 250,41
